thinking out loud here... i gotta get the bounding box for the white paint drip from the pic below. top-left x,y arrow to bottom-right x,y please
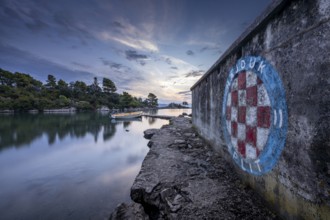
265,24 -> 273,50
279,109 -> 283,128
241,159 -> 245,170
274,109 -> 277,126
257,163 -> 261,172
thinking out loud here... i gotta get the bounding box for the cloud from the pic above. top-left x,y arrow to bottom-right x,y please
168,75 -> 179,79
178,90 -> 192,98
185,70 -> 204,78
177,90 -> 191,95
125,50 -> 148,60
170,66 -> 178,70
0,2 -> 48,33
98,18 -> 159,52
112,21 -> 125,29
100,58 -> 126,70
165,58 -> 172,65
71,61 -> 91,69
186,50 -> 194,56
199,46 -> 222,54
0,42 -> 94,83
125,50 -> 148,66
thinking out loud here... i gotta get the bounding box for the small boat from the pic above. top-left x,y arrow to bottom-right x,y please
110,111 -> 143,119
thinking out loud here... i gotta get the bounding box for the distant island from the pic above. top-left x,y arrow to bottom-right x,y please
0,68 -> 163,112
160,102 -> 190,109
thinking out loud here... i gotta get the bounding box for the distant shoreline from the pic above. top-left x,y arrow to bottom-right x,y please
0,106 -> 191,114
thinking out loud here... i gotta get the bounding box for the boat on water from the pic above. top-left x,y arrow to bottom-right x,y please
110,111 -> 143,119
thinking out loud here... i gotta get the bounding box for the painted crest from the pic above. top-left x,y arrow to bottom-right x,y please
222,56 -> 287,175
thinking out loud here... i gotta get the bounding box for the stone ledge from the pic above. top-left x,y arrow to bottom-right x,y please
110,117 -> 277,219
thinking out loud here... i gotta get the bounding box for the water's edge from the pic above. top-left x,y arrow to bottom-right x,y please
110,116 -> 277,219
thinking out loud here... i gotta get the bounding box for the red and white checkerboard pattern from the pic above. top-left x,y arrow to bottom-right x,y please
226,70 -> 271,160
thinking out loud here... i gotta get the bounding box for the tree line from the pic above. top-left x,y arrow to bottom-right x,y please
0,68 -> 158,111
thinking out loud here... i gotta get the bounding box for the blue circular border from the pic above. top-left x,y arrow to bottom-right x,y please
222,56 -> 288,175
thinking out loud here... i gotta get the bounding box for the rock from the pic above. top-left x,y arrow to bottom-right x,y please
127,117 -> 277,219
143,129 -> 159,139
147,141 -> 154,148
183,133 -> 193,137
174,139 -> 185,144
109,202 -> 149,220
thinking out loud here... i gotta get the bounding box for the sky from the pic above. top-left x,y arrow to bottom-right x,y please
0,0 -> 271,104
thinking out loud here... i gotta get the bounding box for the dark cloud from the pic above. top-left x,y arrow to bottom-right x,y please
72,61 -> 91,69
52,12 -> 92,41
113,21 -> 125,29
125,50 -> 148,60
165,58 -> 172,65
100,58 -> 124,70
0,2 -> 48,33
186,50 -> 194,56
171,66 -> 178,70
200,46 -> 222,54
177,90 -> 191,95
125,50 -> 148,66
0,42 -> 94,83
24,14 -> 48,32
185,70 -> 204,78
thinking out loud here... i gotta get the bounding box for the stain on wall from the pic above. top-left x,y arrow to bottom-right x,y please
191,0 -> 330,219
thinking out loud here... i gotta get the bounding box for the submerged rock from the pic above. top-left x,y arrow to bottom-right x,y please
143,129 -> 159,139
109,203 -> 149,220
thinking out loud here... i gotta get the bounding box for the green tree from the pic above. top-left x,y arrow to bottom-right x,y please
88,77 -> 102,95
0,69 -> 14,86
58,79 -> 71,98
146,93 -> 158,108
103,77 -> 116,93
119,92 -> 134,108
45,74 -> 57,89
58,79 -> 68,89
73,81 -> 87,99
57,95 -> 70,107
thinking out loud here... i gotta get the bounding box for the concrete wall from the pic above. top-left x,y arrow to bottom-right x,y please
191,0 -> 330,219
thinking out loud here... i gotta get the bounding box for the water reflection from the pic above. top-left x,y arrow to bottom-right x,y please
0,109 -> 190,220
0,113 -> 117,150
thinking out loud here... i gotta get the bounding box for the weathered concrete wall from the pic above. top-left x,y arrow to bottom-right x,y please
191,0 -> 330,219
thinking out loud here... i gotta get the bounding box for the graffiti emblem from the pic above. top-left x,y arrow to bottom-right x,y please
222,56 -> 287,175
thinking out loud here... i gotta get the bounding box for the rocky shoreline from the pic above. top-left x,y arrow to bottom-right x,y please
110,117 -> 278,219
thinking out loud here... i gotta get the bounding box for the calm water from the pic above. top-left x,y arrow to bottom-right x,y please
0,109 -> 191,220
